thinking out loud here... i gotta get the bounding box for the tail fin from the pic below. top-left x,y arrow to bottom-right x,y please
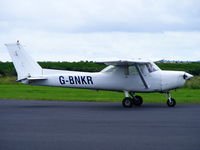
5,41 -> 42,80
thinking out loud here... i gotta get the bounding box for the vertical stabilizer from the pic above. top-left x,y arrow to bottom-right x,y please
5,41 -> 42,80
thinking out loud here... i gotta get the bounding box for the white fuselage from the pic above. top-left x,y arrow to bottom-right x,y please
27,68 -> 188,93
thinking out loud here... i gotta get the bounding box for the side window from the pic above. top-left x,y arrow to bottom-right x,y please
101,65 -> 117,73
128,66 -> 138,75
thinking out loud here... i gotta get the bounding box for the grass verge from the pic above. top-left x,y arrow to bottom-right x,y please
0,83 -> 200,104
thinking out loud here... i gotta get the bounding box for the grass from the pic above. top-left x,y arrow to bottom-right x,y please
0,76 -> 17,84
184,76 -> 200,89
0,83 -> 200,104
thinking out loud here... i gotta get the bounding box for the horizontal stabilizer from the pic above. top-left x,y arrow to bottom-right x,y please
27,76 -> 48,81
17,76 -> 47,82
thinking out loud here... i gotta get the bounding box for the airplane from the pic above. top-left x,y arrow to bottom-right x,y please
5,41 -> 193,108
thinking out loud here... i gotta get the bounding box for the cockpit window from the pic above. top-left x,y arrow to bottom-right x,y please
101,62 -> 160,74
129,63 -> 159,75
146,63 -> 159,72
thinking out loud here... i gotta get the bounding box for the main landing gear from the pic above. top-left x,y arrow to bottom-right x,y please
166,92 -> 176,107
122,91 -> 143,108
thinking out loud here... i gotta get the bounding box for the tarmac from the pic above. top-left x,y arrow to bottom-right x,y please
0,99 -> 200,150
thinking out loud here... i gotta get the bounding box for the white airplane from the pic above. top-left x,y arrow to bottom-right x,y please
5,41 -> 193,108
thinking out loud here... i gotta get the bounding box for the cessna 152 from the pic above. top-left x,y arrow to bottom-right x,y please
5,41 -> 193,108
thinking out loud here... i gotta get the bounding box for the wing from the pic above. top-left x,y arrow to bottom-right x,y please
99,60 -> 150,66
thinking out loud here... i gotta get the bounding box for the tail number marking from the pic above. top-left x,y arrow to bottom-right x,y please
59,76 -> 93,85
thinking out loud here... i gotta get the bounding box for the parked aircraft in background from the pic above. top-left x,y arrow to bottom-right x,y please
5,41 -> 193,108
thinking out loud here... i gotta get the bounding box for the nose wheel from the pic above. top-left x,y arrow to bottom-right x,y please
167,98 -> 176,107
166,92 -> 176,107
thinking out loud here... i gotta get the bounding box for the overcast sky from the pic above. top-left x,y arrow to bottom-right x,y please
0,0 -> 200,62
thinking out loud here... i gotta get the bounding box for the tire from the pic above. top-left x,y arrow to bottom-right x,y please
133,95 -> 143,106
167,98 -> 176,107
122,97 -> 133,108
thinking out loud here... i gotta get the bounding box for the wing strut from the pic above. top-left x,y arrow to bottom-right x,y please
135,64 -> 149,89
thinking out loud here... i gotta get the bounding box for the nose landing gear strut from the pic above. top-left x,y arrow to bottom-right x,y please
166,92 -> 176,107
